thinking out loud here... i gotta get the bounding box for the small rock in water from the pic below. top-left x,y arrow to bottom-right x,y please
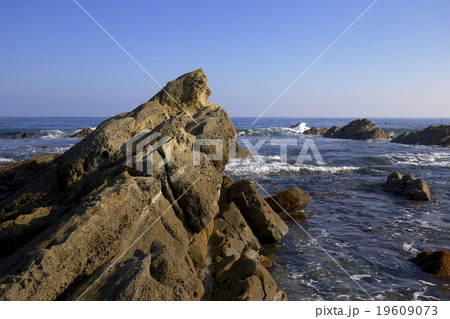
382,172 -> 431,201
265,186 -> 312,214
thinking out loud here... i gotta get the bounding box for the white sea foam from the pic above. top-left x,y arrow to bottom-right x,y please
419,280 -> 436,287
413,291 -> 440,301
287,122 -> 310,134
383,152 -> 450,167
402,243 -> 419,254
350,274 -> 371,281
39,129 -> 68,139
225,158 -> 359,175
0,157 -> 14,163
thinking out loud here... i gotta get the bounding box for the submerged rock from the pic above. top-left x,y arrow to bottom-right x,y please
325,119 -> 394,140
410,250 -> 450,277
382,172 -> 431,201
70,128 -> 93,138
391,125 -> 450,147
0,69 -> 288,301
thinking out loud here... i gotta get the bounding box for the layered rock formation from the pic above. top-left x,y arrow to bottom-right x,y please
382,172 -> 431,201
391,125 -> 450,147
410,250 -> 450,277
0,69 -> 288,301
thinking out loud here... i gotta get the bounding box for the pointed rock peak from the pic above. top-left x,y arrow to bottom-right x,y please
150,68 -> 212,114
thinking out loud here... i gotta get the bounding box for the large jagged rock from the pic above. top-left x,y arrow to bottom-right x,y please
382,172 -> 431,201
391,125 -> 450,147
0,69 -> 288,301
410,250 -> 450,277
324,119 -> 394,140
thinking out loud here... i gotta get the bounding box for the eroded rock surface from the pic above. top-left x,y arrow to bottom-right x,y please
0,69 -> 288,301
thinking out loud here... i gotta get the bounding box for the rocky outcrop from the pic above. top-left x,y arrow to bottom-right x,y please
303,127 -> 328,135
410,250 -> 450,277
0,69 -> 288,301
382,172 -> 431,201
324,119 -> 394,140
323,125 -> 340,138
70,128 -> 93,138
391,125 -> 450,147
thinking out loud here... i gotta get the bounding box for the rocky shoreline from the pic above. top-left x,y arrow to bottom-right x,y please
0,69 -> 299,301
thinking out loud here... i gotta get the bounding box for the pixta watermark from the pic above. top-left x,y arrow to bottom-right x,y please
126,132 -> 324,175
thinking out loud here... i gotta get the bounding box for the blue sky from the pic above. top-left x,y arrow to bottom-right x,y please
0,0 -> 449,117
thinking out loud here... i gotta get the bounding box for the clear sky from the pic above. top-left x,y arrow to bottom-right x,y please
0,0 -> 449,117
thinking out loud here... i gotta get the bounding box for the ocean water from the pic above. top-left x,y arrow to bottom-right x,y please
0,116 -> 449,301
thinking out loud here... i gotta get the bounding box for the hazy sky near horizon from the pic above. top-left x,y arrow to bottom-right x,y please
0,0 -> 449,118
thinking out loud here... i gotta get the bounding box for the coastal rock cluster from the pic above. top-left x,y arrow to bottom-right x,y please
0,69 -> 290,301
302,120 -> 450,147
304,119 -> 394,140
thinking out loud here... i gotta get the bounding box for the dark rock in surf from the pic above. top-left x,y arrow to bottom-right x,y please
382,172 -> 431,201
303,127 -> 328,135
391,125 -> 450,147
9,132 -> 30,139
410,250 -> 450,277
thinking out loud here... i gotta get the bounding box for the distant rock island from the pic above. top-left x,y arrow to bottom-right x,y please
304,119 -> 394,140
391,125 -> 450,147
0,69 -> 297,301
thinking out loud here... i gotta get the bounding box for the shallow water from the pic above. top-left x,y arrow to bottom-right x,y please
226,117 -> 450,301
